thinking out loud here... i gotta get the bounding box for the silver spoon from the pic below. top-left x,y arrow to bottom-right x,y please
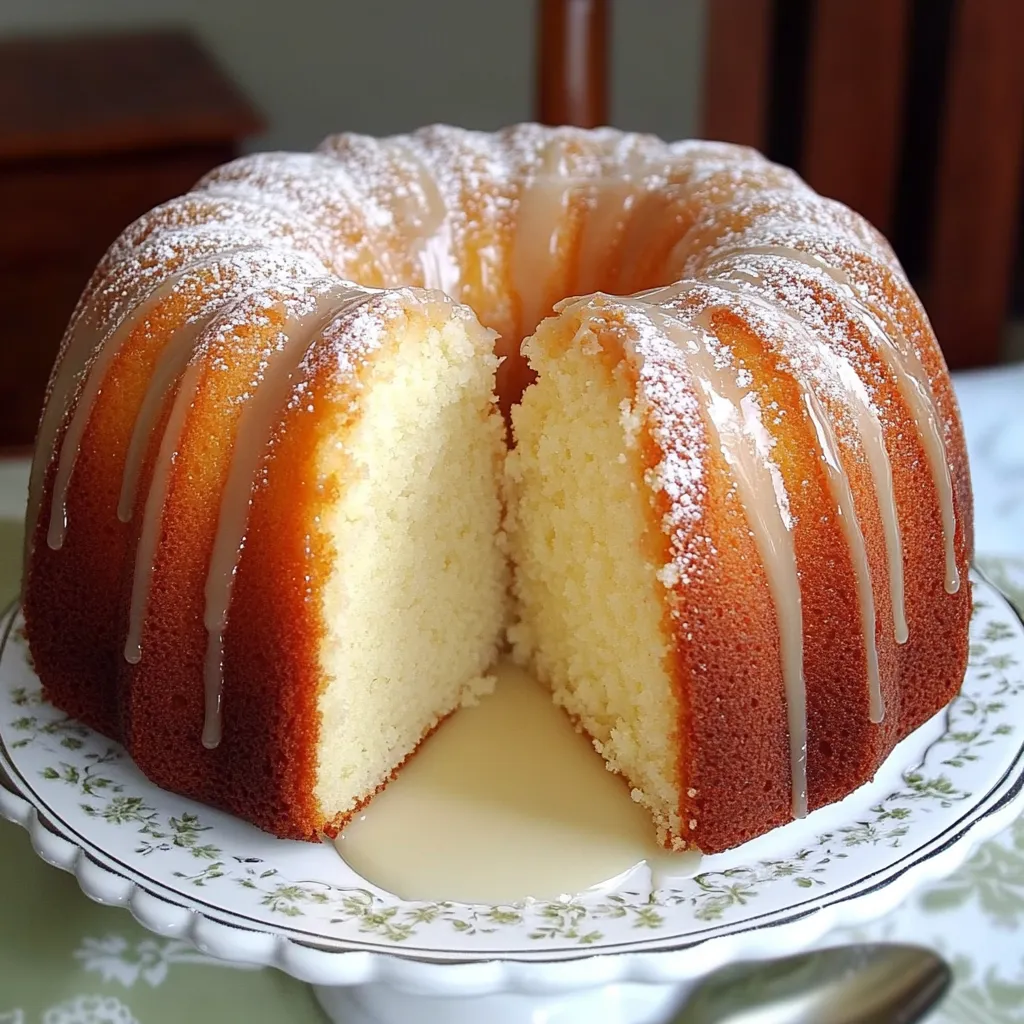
672,943 -> 952,1024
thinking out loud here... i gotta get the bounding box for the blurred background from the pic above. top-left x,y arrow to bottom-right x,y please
1,0 -> 1021,447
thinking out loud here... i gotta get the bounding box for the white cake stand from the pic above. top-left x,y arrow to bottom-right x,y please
2,569 -> 1023,1024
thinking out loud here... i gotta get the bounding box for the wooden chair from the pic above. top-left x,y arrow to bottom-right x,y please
535,0 -> 1024,370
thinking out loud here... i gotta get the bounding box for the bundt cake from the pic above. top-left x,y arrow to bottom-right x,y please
21,124 -> 972,855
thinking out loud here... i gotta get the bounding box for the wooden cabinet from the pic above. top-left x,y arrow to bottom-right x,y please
0,30 -> 263,448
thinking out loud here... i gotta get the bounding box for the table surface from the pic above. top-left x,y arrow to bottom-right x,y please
1,364 -> 1023,1023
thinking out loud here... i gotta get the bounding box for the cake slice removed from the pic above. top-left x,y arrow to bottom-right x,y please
309,295 -> 510,834
506,300 -> 690,849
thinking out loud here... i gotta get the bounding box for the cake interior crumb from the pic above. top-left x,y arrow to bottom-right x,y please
313,307 -> 507,819
506,311 -> 683,844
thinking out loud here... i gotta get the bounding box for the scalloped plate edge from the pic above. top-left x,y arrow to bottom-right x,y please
1,570 -> 1023,992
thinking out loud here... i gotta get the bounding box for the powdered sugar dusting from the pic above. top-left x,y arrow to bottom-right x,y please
617,304 -> 713,592
31,122 -> 955,571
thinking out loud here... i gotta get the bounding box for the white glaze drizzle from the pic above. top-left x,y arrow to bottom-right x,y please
710,265 -> 909,649
117,308 -> 225,522
385,140 -> 461,296
633,301 -> 809,818
200,286 -> 371,748
644,270 -> 897,714
801,388 -> 883,721
41,246 -> 268,552
575,179 -> 635,296
26,295 -> 142,568
512,137 -> 573,336
643,264 -> 909,663
828,354 -> 908,646
124,355 -> 205,666
710,243 -> 959,595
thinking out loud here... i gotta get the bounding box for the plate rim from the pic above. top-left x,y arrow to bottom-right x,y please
1,567 -> 1023,990
2,687 -> 1019,959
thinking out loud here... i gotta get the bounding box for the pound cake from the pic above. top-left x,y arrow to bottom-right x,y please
21,125 -> 972,853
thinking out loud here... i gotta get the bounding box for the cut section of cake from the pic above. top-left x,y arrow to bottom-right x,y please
24,284 -> 507,840
506,283 -> 971,854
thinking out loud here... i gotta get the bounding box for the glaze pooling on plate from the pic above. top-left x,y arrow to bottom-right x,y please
335,661 -> 699,904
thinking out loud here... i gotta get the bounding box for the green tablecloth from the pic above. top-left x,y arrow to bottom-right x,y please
2,476 -> 1024,1023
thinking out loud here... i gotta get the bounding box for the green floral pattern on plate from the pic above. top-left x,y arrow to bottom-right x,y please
3,569 -> 1024,957
834,556 -> 1024,1023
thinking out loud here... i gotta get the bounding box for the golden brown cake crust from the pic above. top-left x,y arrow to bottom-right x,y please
118,298 -> 414,839
26,282 -> 409,840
